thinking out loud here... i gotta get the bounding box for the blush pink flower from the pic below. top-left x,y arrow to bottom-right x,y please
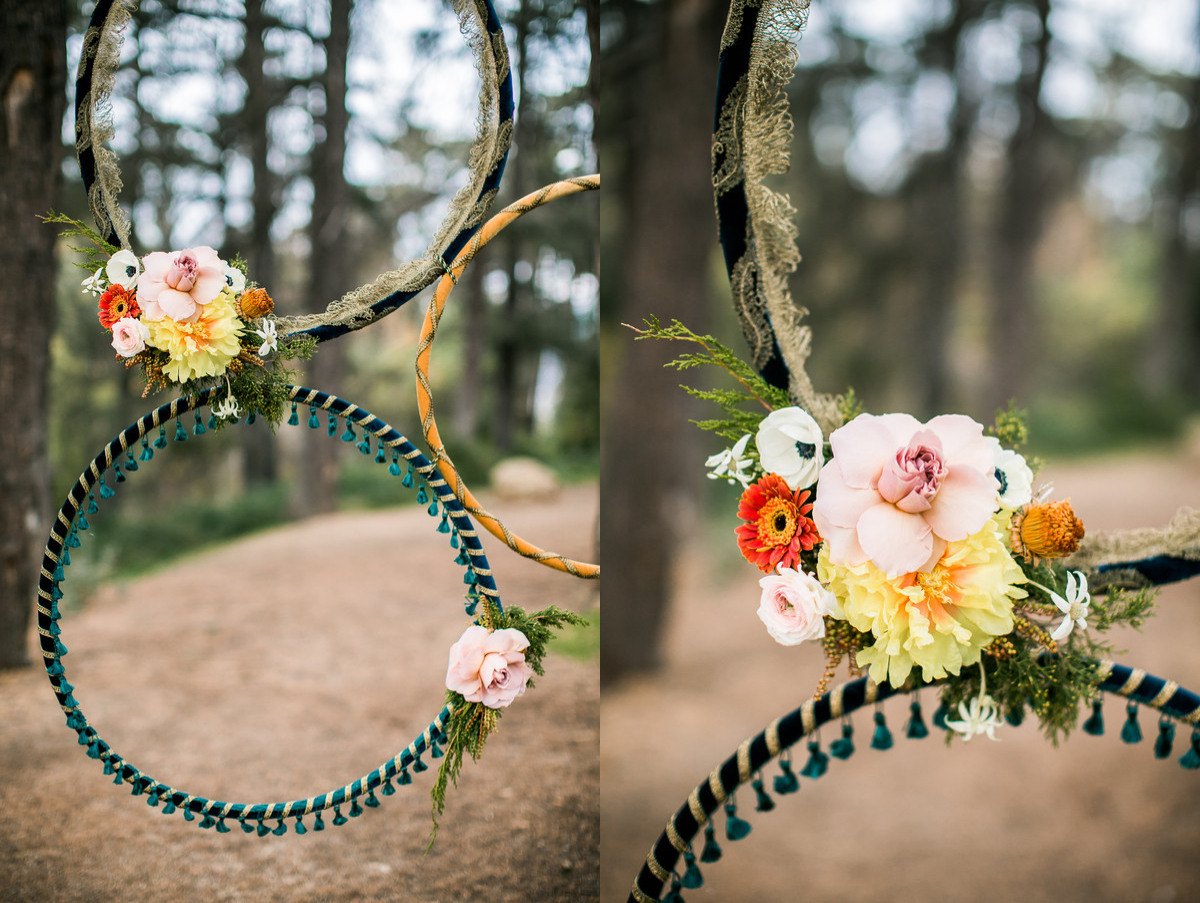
110,316 -> 149,358
445,625 -> 533,709
813,413 -> 998,576
756,566 -> 836,646
137,246 -> 227,322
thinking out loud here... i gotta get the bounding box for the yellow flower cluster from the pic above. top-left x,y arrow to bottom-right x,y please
818,517 -> 1026,686
146,292 -> 242,383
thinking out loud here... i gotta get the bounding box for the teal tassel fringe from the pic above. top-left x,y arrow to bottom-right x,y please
830,721 -> 856,761
357,436 -> 371,455
272,819 -> 286,836
239,818 -> 254,834
340,422 -> 355,442
427,499 -> 439,517
402,467 -> 415,488
750,776 -> 774,812
412,756 -> 429,773
207,413 -> 217,430
663,876 -> 685,903
723,799 -> 752,841
99,475 -> 114,500
374,445 -> 386,464
799,740 -> 828,779
154,425 -> 167,449
113,462 -> 125,483
389,450 -> 402,476
146,791 -> 159,807
124,451 -> 138,471
381,778 -> 396,796
308,407 -> 320,429
287,403 -> 299,426
416,485 -> 430,505
1180,730 -> 1200,770
699,822 -> 722,863
1004,707 -> 1024,727
772,758 -> 801,792
216,818 -> 231,833
183,807 -> 195,822
365,791 -> 380,808
327,413 -> 337,438
332,806 -> 348,826
1083,700 -> 1104,736
256,820 -> 270,837
430,739 -> 444,759
194,412 -> 207,435
313,812 -> 325,831
245,410 -> 256,425
450,532 -> 459,549
199,814 -> 215,829
162,798 -> 176,815
140,436 -> 153,461
871,711 -> 893,751
932,702 -> 949,730
906,700 -> 929,739
398,768 -> 412,785
174,420 -> 187,442
1155,719 -> 1176,759
294,816 -> 308,835
1121,703 -> 1142,744
349,800 -> 363,818
681,849 -> 704,889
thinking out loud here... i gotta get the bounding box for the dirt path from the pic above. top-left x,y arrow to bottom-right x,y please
0,484 -> 599,903
602,450 -> 1200,902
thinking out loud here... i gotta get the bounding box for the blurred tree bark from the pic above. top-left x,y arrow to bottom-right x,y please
296,0 -> 352,516
599,0 -> 724,684
0,0 -> 67,669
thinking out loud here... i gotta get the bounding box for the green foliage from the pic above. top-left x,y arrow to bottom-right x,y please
41,211 -> 118,273
429,603 -> 588,842
990,401 -> 1030,448
631,317 -> 792,443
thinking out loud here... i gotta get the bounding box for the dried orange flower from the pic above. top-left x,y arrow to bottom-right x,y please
238,287 -> 274,319
1010,499 -> 1085,562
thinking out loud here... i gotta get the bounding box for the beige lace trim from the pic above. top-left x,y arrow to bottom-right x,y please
713,0 -> 841,434
75,0 -> 512,339
1069,507 -> 1200,588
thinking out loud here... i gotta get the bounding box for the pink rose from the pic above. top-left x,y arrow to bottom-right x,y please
813,413 -> 998,576
110,316 -> 149,358
445,625 -> 532,709
757,566 -> 835,646
137,246 -> 226,322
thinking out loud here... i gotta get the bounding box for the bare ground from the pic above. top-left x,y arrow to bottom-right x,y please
602,450 -> 1200,902
0,484 -> 599,903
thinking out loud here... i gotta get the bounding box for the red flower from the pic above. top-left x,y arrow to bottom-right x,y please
98,285 -> 141,330
736,473 -> 821,573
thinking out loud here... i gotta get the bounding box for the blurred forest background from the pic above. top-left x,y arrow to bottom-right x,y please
0,0 -> 597,663
599,0 -> 1200,681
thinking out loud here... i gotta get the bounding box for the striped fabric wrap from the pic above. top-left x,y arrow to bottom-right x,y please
37,387 -> 496,830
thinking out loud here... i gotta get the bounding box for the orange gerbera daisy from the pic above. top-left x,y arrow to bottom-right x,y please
736,473 -> 821,573
98,285 -> 141,329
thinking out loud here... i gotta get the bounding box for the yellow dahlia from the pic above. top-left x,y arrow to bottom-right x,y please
146,293 -> 242,382
818,516 -> 1026,687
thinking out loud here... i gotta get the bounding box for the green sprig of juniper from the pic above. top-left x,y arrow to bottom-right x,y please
42,211 -> 119,272
429,603 -> 588,844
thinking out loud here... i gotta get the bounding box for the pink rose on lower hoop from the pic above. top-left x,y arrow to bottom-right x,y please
445,625 -> 533,709
756,566 -> 836,646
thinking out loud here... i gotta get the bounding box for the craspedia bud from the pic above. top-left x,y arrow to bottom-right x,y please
1011,499 -> 1085,562
237,287 -> 274,319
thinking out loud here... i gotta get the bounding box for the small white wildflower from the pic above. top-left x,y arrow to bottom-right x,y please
82,267 -> 105,295
705,433 -> 754,488
211,393 -> 240,422
255,320 -> 278,357
946,693 -> 1005,742
1046,571 -> 1091,641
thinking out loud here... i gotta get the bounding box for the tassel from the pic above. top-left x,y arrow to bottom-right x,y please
193,412 -> 207,435
124,451 -> 138,472
680,849 -> 704,889
146,791 -> 160,807
294,816 -> 308,835
99,475 -> 115,500
113,462 -> 126,483
364,791 -> 380,809
272,819 -> 286,836
78,511 -> 90,531
287,403 -> 299,426
154,425 -> 167,449
239,818 -> 254,834
662,875 -> 685,903
207,413 -> 217,430
102,758 -> 115,776
933,702 -> 949,731
332,806 -> 348,826
750,776 -> 774,812
1180,729 -> 1200,770
906,700 -> 929,739
113,771 -> 125,786
67,530 -> 81,549
380,778 -> 396,797
1155,718 -> 1176,759
416,485 -> 430,505
1083,699 -> 1104,736
1004,707 -> 1025,727
313,812 -> 325,832
450,532 -> 459,549
398,768 -> 412,785
47,659 -> 65,678
374,445 -> 385,465
357,435 -> 371,455
773,755 -> 799,794
1121,702 -> 1142,744
699,822 -> 722,863
327,413 -> 337,438
245,410 -> 257,425
799,739 -> 828,779
183,807 -> 195,822
871,710 -> 893,751
723,798 -> 752,841
349,799 -> 364,818
427,499 -> 440,517
140,436 -> 154,461
412,756 -> 429,773
216,818 -> 231,833
54,638 -> 68,657
340,422 -> 355,442
256,820 -> 270,837
174,419 -> 187,442
199,814 -> 215,829
308,407 -> 320,429
430,739 -> 444,759
463,568 -> 477,586
87,739 -> 102,759
389,450 -> 402,476
162,798 -> 176,815
402,466 -> 415,488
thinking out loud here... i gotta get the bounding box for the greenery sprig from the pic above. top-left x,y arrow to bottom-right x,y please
41,211 -> 120,272
429,602 -> 588,843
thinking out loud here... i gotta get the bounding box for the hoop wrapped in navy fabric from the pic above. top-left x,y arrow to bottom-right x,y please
36,386 -> 497,834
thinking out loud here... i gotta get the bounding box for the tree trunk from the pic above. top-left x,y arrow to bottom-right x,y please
0,0 -> 67,669
599,0 -> 724,684
295,0 -> 352,517
237,0 -> 279,486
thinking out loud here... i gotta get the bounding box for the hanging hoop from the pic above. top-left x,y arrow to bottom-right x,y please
416,175 -> 601,579
73,0 -> 515,343
36,386 -> 500,835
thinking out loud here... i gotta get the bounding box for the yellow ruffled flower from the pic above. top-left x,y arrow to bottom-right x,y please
818,516 -> 1026,687
146,292 -> 242,382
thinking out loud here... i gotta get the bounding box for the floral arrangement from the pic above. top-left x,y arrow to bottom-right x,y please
639,318 -> 1156,743
48,213 -> 315,424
